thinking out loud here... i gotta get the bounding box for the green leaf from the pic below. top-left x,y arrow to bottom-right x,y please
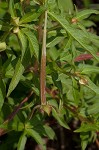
87,96 -> 99,115
9,0 -> 15,17
17,29 -> 27,60
52,108 -> 70,129
19,6 -> 46,24
75,123 -> 98,132
26,128 -> 45,149
17,132 -> 27,150
0,79 -> 6,110
7,59 -> 24,97
75,9 -> 99,21
48,12 -> 99,61
3,57 -> 17,78
80,133 -> 90,150
85,77 -> 99,95
44,125 -> 55,140
22,28 -> 39,59
19,13 -> 38,24
21,76 -> 39,96
78,64 -> 99,74
19,24 -> 36,30
52,72 -> 62,93
87,103 -> 99,115
47,36 -> 64,48
58,0 -> 74,13
11,121 -> 25,131
48,47 -> 59,60
0,42 -> 6,51
72,78 -> 80,105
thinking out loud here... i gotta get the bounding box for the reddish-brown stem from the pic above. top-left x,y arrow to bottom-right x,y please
74,52 -> 99,62
40,54 -> 46,104
96,138 -> 99,148
0,91 -> 33,136
3,91 -> 33,124
40,11 -> 47,105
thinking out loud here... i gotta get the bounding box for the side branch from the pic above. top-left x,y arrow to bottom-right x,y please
3,91 -> 33,124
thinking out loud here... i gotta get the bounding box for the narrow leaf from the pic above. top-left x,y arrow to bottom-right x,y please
0,42 -> 6,51
75,9 -> 99,21
86,77 -> 99,95
17,132 -> 27,150
19,6 -> 46,24
17,29 -> 27,60
78,64 -> 99,74
26,128 -> 45,149
75,123 -> 98,132
52,108 -> 70,129
19,12 -> 40,24
48,12 -> 99,61
7,59 -> 24,97
87,103 -> 99,115
22,28 -> 39,59
58,0 -> 74,13
9,0 -> 15,17
47,36 -> 64,48
0,79 -> 6,110
72,78 -> 80,105
44,125 -> 55,140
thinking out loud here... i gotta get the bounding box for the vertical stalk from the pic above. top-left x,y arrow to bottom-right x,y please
40,11 -> 47,105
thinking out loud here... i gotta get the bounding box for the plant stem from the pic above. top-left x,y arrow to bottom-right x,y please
40,11 -> 47,105
3,91 -> 33,124
38,13 -> 44,43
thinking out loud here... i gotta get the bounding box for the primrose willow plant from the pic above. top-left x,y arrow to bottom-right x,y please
0,0 -> 99,150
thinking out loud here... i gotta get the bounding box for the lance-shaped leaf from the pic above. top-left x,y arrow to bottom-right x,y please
26,128 -> 45,150
48,12 -> 99,61
85,77 -> 99,95
19,6 -> 45,24
72,78 -> 80,105
0,79 -> 6,110
78,64 -> 99,74
17,132 -> 27,150
47,36 -> 64,48
17,29 -> 27,60
75,123 -> 99,132
79,76 -> 99,95
22,28 -> 39,59
19,12 -> 39,24
87,101 -> 99,115
44,125 -> 55,140
58,0 -> 74,13
75,9 -> 99,21
0,42 -> 6,51
9,0 -> 15,17
7,59 -> 24,97
52,108 -> 70,129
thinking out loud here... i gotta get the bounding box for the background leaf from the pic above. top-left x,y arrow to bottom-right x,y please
26,128 -> 45,149
9,0 -> 15,17
52,108 -> 70,129
58,0 -> 74,13
17,29 -> 27,61
48,11 -> 99,61
75,9 -> 99,21
0,42 -> 6,51
0,79 -> 6,110
22,29 -> 39,59
78,64 -> 99,74
17,132 -> 27,150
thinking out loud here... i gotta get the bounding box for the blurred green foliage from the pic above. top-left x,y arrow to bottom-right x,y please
0,0 -> 99,150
